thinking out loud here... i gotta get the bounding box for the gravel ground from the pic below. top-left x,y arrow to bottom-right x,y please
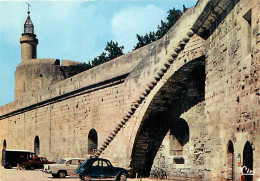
0,166 -> 80,181
0,166 -> 166,181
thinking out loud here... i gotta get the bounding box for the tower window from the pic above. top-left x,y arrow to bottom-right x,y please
243,9 -> 252,54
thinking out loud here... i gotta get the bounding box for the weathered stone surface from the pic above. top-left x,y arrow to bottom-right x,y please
0,0 -> 259,180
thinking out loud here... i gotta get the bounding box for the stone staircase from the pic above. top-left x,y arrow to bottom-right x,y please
94,29 -> 195,158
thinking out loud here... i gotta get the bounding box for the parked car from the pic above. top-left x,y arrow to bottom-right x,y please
2,149 -> 35,169
43,158 -> 85,178
22,156 -> 56,170
76,158 -> 128,181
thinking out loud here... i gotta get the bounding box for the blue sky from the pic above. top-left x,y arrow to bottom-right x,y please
0,0 -> 197,106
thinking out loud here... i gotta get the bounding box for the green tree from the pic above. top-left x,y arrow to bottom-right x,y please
90,41 -> 124,67
134,7 -> 183,50
105,41 -> 124,60
166,8 -> 183,28
64,62 -> 92,78
91,52 -> 108,66
65,41 -> 124,78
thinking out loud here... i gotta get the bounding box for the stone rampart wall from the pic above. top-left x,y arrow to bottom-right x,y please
0,0 -> 259,180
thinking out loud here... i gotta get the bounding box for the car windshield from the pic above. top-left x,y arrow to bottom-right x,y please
42,158 -> 48,161
57,159 -> 66,164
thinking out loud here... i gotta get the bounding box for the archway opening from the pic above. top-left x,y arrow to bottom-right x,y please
170,118 -> 189,163
227,140 -> 234,180
130,56 -> 205,178
243,141 -> 253,181
3,139 -> 6,150
34,136 -> 40,155
88,129 -> 98,155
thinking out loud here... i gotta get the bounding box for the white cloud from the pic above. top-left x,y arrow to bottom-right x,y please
111,4 -> 166,52
0,1 -> 198,105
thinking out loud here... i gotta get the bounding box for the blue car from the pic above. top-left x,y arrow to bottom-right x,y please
76,158 -> 128,181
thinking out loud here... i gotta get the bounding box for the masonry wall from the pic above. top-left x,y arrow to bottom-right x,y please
204,0 -> 259,179
2,82 -> 125,161
99,0 -> 259,180
0,24 -> 158,163
149,0 -> 260,180
0,0 -> 259,180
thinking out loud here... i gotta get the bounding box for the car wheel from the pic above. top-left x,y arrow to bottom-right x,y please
4,163 -> 13,169
58,171 -> 66,178
30,165 -> 35,170
119,173 -> 127,181
83,175 -> 91,181
52,174 -> 58,178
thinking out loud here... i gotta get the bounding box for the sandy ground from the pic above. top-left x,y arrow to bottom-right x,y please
0,166 -> 167,181
0,166 -> 80,181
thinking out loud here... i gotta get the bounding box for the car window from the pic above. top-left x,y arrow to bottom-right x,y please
57,159 -> 66,164
66,160 -> 72,165
71,160 -> 79,165
102,160 -> 112,167
41,158 -> 48,161
92,160 -> 100,167
102,161 -> 108,167
79,160 -> 84,164
35,158 -> 41,161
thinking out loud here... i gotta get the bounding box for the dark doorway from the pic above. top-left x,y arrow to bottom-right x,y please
243,141 -> 253,181
227,140 -> 234,180
34,136 -> 40,155
88,129 -> 98,155
3,139 -> 6,150
170,118 -> 189,163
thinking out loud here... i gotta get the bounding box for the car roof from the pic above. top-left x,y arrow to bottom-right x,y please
32,156 -> 45,158
87,158 -> 110,162
5,149 -> 35,153
61,158 -> 85,160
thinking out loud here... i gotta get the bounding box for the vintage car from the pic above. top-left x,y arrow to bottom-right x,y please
2,149 -> 36,169
43,158 -> 85,178
22,156 -> 56,170
76,158 -> 128,181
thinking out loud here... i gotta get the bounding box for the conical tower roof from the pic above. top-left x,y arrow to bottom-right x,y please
23,11 -> 34,35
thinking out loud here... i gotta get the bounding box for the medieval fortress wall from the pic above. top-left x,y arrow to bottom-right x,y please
0,0 -> 259,180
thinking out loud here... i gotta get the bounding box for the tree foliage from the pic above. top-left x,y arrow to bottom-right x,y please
105,41 -> 124,60
67,7 -> 183,77
134,8 -> 183,50
66,41 -> 124,77
91,41 -> 124,66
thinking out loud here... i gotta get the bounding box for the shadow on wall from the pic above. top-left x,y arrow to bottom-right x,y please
129,56 -> 206,178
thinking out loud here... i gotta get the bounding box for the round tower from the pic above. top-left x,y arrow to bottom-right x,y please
15,6 -> 67,100
20,9 -> 38,62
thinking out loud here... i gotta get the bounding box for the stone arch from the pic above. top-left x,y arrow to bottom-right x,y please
129,56 -> 205,177
243,141 -> 253,180
227,140 -> 234,180
88,129 -> 98,155
34,136 -> 40,155
3,139 -> 6,150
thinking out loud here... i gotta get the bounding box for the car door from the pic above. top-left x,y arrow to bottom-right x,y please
40,157 -> 49,168
66,159 -> 79,175
102,160 -> 116,178
41,157 -> 48,165
39,158 -> 44,168
65,160 -> 74,175
34,157 -> 41,169
91,159 -> 103,178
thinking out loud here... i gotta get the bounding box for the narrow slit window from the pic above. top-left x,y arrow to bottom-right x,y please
243,9 -> 252,54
